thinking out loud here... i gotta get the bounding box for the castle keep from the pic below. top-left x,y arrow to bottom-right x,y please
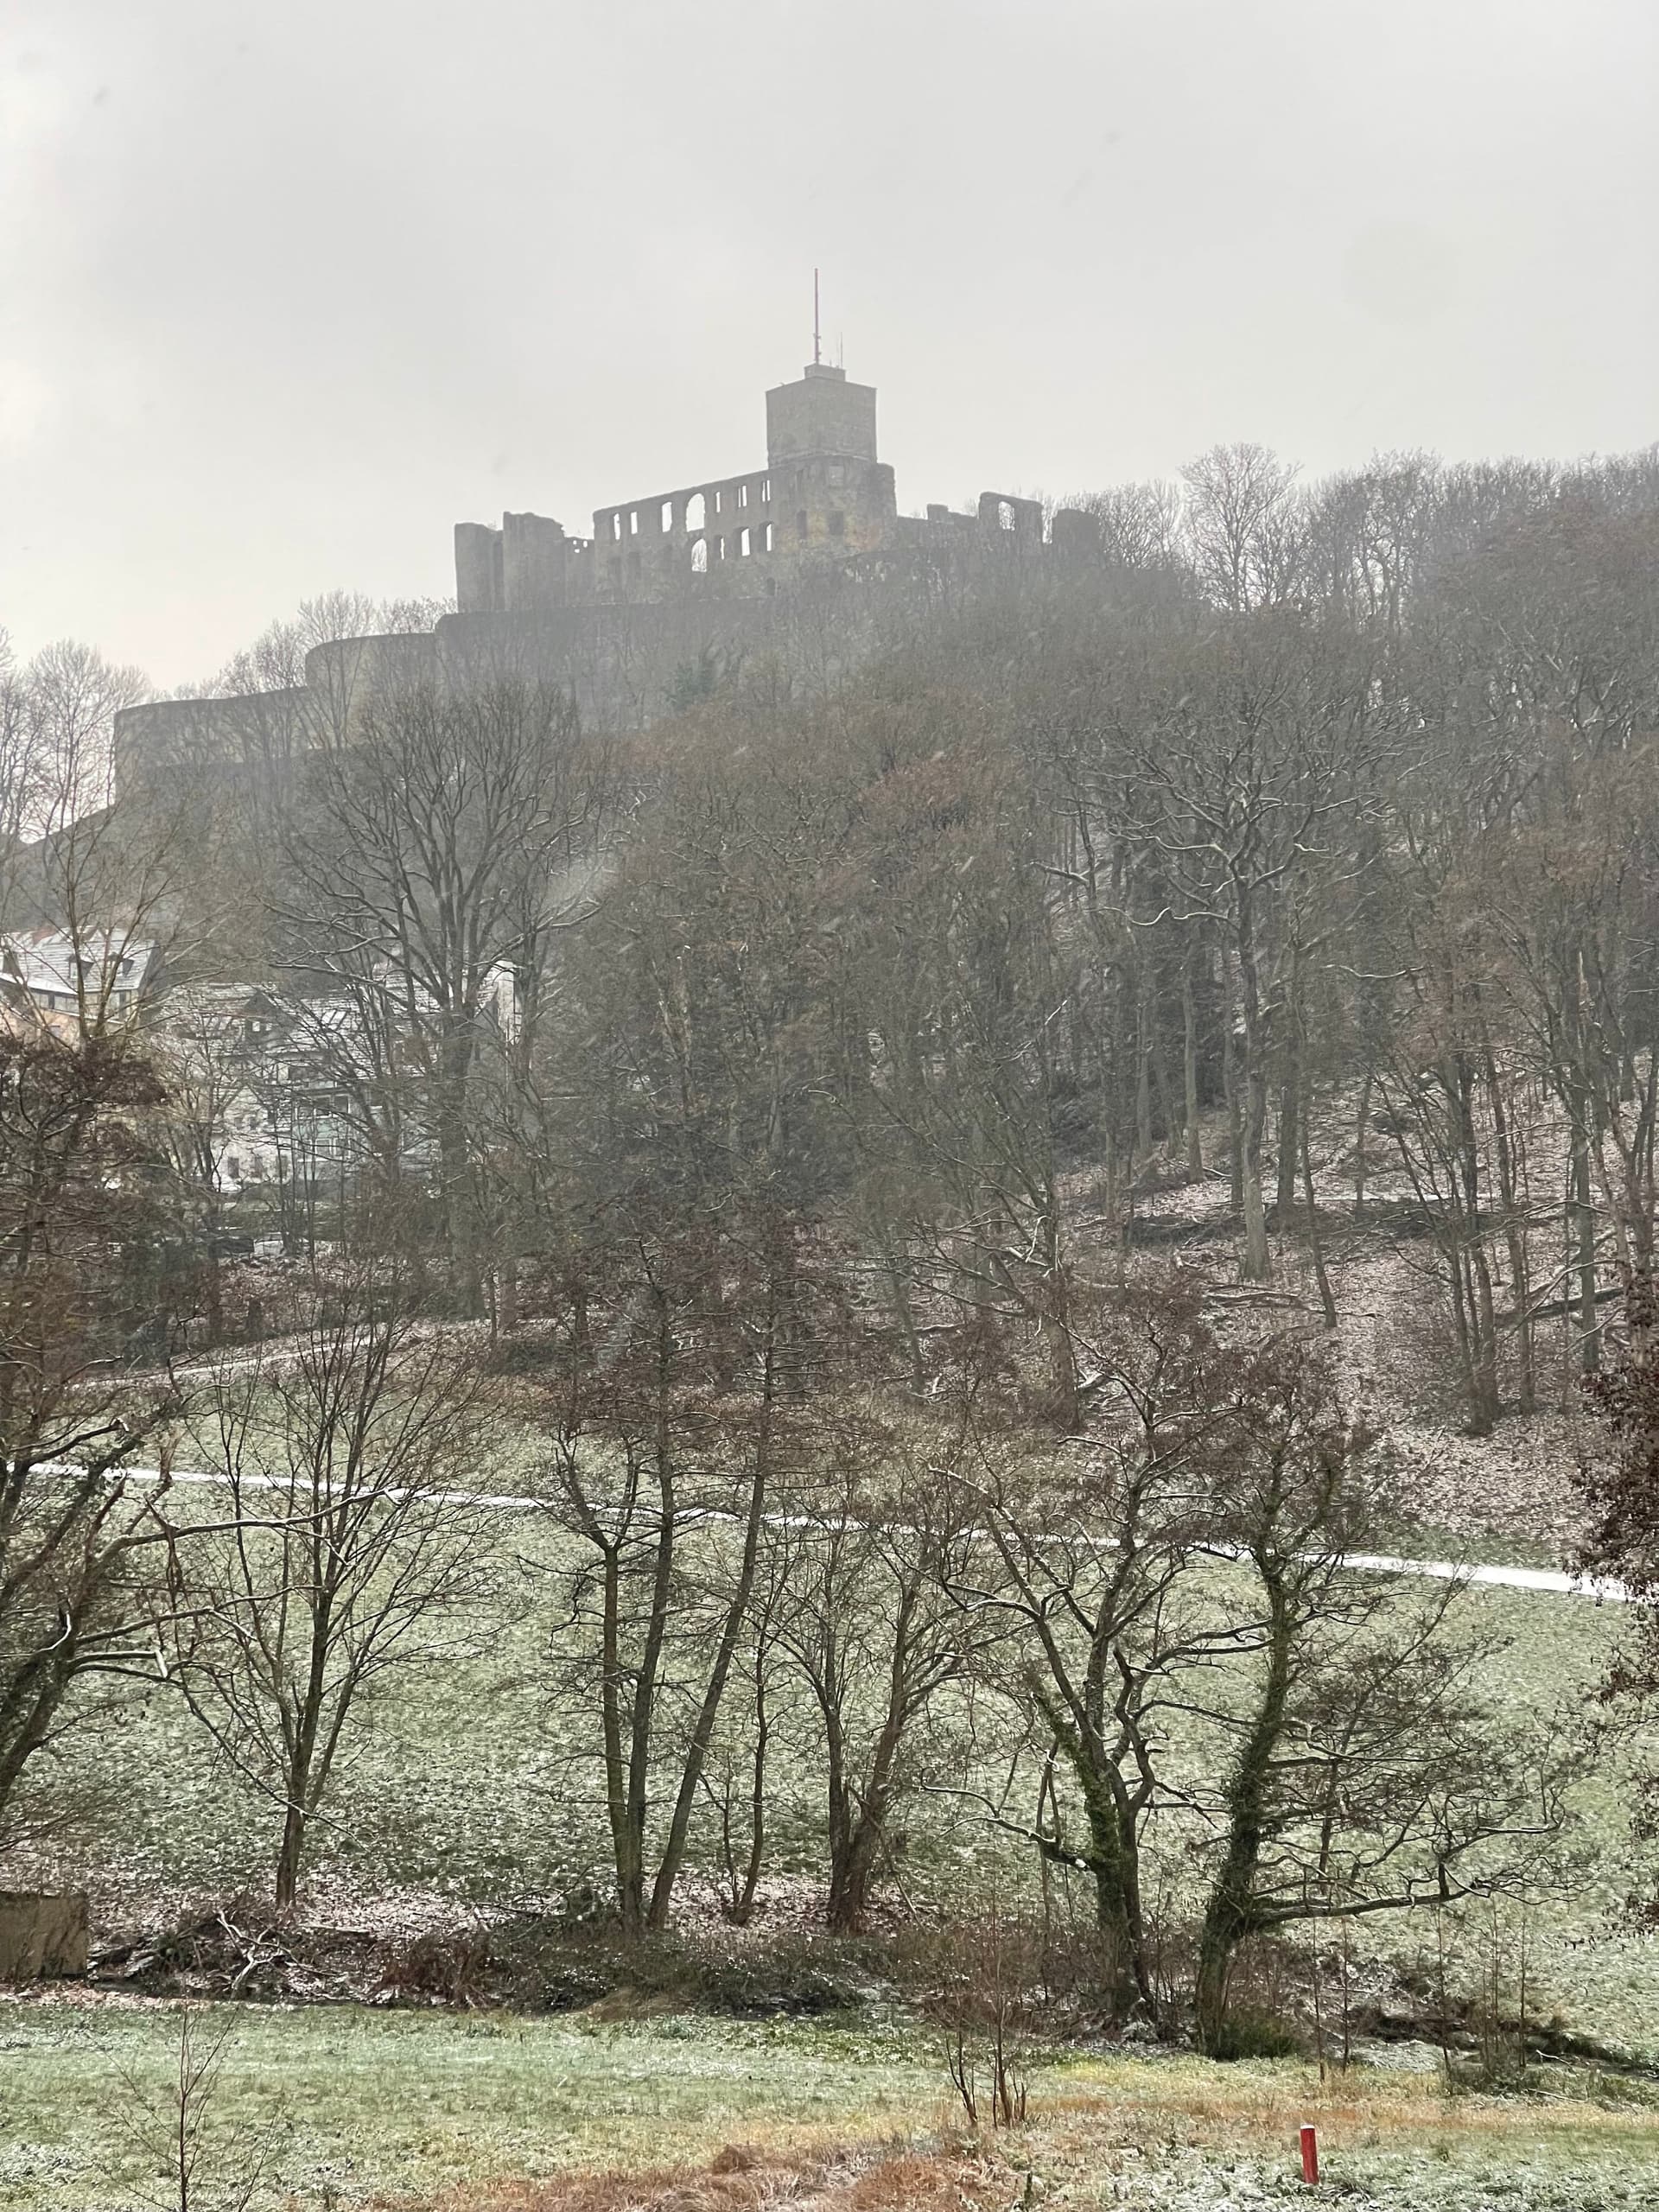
456,362 -> 901,613
115,355 -> 1103,783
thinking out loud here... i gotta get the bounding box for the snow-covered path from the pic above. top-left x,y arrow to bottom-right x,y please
49,1460 -> 1634,1606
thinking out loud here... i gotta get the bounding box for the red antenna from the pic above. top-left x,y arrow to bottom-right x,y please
813,268 -> 821,366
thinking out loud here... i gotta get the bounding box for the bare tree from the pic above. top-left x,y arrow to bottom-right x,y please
773,1400 -> 982,1932
1114,609 -> 1385,1279
942,1282 -> 1243,2019
1190,1333 -> 1560,2050
0,1011 -> 188,1840
1181,443 -> 1306,614
285,672 -> 606,1300
528,1216 -> 801,1936
116,2005 -> 284,2212
175,1280 -> 493,1908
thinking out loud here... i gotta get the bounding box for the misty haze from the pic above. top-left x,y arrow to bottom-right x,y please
3,6 -> 1659,2209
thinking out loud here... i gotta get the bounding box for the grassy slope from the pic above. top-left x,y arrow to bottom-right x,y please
5,1999 -> 1659,2211
41,1517 -> 1656,2057
0,2004 -> 939,2209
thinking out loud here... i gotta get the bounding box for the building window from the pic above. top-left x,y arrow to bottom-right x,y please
610,512 -> 622,542
763,521 -> 774,552
760,478 -> 771,504
690,536 -> 708,573
686,491 -> 706,531
736,483 -> 748,509
628,508 -> 639,536
660,499 -> 674,531
737,526 -> 751,556
712,487 -> 722,516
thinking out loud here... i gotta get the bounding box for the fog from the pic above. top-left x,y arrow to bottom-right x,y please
3,0 -> 1656,682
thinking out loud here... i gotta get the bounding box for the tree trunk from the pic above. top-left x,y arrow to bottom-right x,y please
1300,1116 -> 1338,1330
1485,1044 -> 1534,1414
1221,945 -> 1244,1215
1236,895 -> 1270,1282
1274,947 -> 1303,1222
1564,951 -> 1600,1374
1182,930 -> 1205,1184
436,1015 -> 480,1313
1196,1574 -> 1293,2051
1353,1069 -> 1372,1220
275,1798 -> 308,1913
645,1277 -> 779,1928
826,1804 -> 889,1934
825,1610 -> 914,1935
1042,1701 -> 1150,2021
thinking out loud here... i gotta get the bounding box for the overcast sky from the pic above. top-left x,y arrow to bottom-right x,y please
3,0 -> 1656,691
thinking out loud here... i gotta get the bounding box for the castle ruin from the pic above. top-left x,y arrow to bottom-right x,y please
115,354 -> 1104,785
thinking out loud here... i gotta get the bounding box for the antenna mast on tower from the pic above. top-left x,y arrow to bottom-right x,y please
813,268 -> 821,366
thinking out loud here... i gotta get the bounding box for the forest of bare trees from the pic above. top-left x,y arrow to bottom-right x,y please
3,439 -> 1658,2050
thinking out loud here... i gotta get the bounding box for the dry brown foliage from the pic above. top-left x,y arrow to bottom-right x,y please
414,2140 -> 999,2212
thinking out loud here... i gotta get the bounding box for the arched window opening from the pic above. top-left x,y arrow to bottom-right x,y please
737,526 -> 751,557
660,499 -> 674,532
997,499 -> 1015,531
690,536 -> 708,574
763,521 -> 774,553
610,512 -> 623,542
685,491 -> 706,531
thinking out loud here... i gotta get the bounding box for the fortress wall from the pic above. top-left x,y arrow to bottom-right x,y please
978,492 -> 1046,554
114,689 -> 315,786
115,634 -> 439,796
435,563 -> 896,733
118,358 -> 1116,805
302,632 -> 441,737
503,512 -> 576,611
455,522 -> 505,613
590,467 -> 780,594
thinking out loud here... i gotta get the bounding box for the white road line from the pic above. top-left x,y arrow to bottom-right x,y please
1342,1551 -> 1628,1603
37,1461 -> 1634,1605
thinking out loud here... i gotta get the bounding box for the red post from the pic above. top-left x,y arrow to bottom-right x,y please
1300,2123 -> 1319,2186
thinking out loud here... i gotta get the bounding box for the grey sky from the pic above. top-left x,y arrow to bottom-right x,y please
3,0 -> 1655,690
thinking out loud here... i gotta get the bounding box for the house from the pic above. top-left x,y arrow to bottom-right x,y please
0,927 -> 157,1038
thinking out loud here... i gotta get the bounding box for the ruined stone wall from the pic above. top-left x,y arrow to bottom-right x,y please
454,520 -> 505,613
118,354 -> 1115,793
588,466 -> 781,597
114,632 -> 440,791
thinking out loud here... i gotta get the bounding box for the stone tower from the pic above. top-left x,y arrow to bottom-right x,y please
764,363 -> 896,556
